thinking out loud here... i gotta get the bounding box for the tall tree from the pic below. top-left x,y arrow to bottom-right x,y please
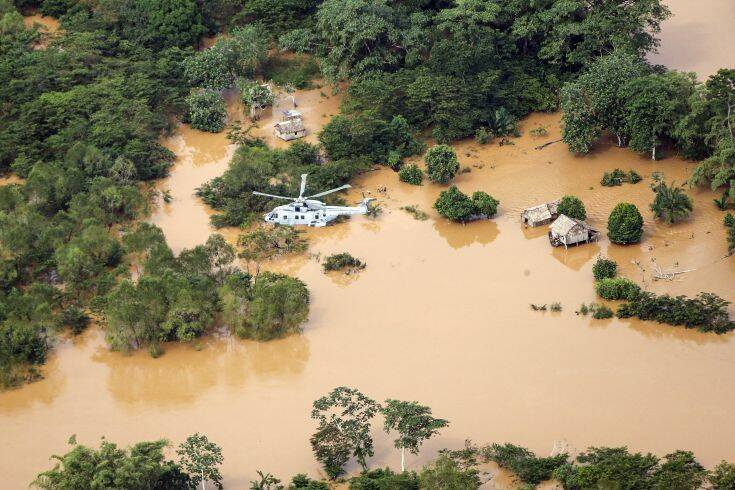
311,387 -> 379,471
381,399 -> 449,472
176,433 -> 224,490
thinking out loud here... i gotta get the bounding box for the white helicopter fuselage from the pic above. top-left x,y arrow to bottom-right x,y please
264,199 -> 370,227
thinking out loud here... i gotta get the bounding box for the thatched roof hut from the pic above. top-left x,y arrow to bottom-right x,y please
521,199 -> 560,227
548,214 -> 599,247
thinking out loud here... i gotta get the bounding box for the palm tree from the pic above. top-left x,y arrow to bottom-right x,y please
650,175 -> 693,224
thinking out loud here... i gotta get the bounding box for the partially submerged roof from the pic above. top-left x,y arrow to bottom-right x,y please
522,199 -> 561,223
550,214 -> 596,236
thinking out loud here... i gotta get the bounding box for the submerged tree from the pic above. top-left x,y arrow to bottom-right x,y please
425,145 -> 459,184
381,399 -> 449,472
607,203 -> 644,245
557,195 -> 587,221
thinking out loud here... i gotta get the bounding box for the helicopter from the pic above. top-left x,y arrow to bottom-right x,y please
253,174 -> 374,227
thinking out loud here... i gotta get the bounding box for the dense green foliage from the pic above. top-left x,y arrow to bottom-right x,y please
592,257 -> 617,281
607,203 -> 644,244
277,0 -> 672,143
230,272 -> 309,341
185,89 -> 227,132
349,468 -> 419,490
617,291 -> 735,333
554,447 -> 707,490
483,443 -> 567,485
557,195 -> 587,221
398,164 -> 424,185
650,176 -> 693,224
382,400 -> 449,471
419,455 -> 481,489
34,439 -> 191,489
595,277 -> 642,301
425,145 -> 459,184
319,113 -> 423,167
434,186 -> 499,222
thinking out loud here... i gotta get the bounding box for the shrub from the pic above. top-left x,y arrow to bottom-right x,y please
434,186 -> 476,222
425,145 -> 459,184
608,203 -> 644,244
419,455 -> 481,489
595,277 -> 641,300
401,205 -> 428,221
57,305 -> 90,335
725,213 -> 735,228
550,302 -> 562,312
483,443 -> 568,485
291,473 -> 330,489
627,170 -> 642,183
592,304 -> 614,319
471,191 -> 499,217
557,195 -> 586,220
349,468 -> 419,489
617,291 -> 734,333
592,257 -> 617,280
185,89 -> 227,133
529,126 -> 549,137
601,168 -> 625,187
398,164 -> 424,185
322,253 -> 365,273
650,178 -> 693,224
474,127 -> 493,145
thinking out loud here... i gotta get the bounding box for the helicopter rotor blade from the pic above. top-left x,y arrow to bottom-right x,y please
306,184 -> 352,200
252,191 -> 296,201
299,173 -> 308,199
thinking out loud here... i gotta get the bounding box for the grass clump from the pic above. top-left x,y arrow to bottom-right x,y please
402,205 -> 429,221
601,168 -> 643,187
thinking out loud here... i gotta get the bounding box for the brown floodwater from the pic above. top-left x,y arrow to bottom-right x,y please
2,108 -> 735,487
650,0 -> 735,78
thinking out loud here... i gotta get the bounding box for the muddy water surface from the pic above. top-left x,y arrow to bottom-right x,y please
2,108 -> 735,487
651,0 -> 735,78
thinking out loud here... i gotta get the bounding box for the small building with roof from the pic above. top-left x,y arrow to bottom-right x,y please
548,214 -> 599,247
274,110 -> 306,141
521,199 -> 560,227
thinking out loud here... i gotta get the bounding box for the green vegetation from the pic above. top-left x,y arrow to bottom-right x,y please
483,443 -> 567,485
398,164 -> 424,185
227,272 -> 309,341
34,433 -> 224,489
425,145 -> 459,184
322,253 -> 365,273
592,257 -> 617,281
601,168 -> 643,187
237,225 -> 308,274
319,113 -> 423,166
401,205 -> 429,221
434,186 -> 499,223
607,203 -> 644,244
617,291 -> 735,333
557,195 -> 587,221
382,400 -> 449,472
595,277 -> 641,301
186,89 -> 227,132
311,387 -> 447,479
650,175 -> 693,224
592,304 -> 614,319
725,213 -> 735,253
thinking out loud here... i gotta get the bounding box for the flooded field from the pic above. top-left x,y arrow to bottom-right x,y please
2,8 -> 735,488
649,0 -> 735,78
3,106 -> 735,487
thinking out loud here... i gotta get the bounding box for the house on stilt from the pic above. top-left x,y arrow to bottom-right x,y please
548,214 -> 600,248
